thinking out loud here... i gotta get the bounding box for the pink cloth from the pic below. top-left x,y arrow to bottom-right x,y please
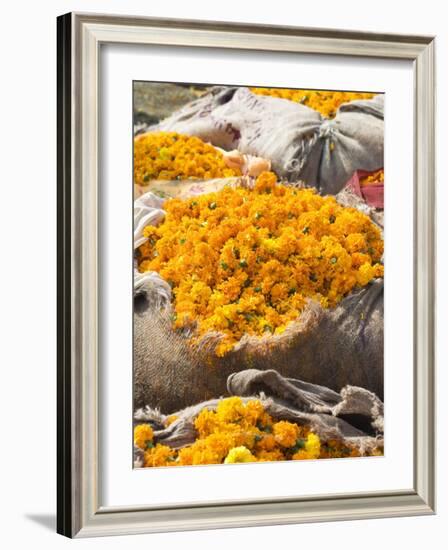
345,170 -> 384,209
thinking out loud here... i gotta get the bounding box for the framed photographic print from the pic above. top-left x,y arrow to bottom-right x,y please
57,12 -> 436,538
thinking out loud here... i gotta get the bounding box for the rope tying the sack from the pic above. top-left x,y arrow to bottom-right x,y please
318,119 -> 335,139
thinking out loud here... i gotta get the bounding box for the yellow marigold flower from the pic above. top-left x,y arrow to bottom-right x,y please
250,88 -> 376,118
273,421 -> 300,448
224,446 -> 256,464
134,424 -> 154,450
304,432 -> 321,459
134,131 -> 241,185
215,396 -> 246,423
357,262 -> 376,286
138,172 -> 384,355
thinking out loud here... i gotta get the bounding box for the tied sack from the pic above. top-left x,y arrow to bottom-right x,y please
152,86 -> 384,196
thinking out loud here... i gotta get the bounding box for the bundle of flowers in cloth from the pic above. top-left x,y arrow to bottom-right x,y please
134,171 -> 384,413
149,86 -> 384,196
133,368 -> 384,467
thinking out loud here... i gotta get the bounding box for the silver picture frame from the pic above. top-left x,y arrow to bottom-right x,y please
57,12 -> 436,538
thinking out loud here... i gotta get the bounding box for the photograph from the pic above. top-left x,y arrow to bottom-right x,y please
132,82 -> 385,468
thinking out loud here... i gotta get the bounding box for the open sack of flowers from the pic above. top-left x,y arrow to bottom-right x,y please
147,86 -> 384,195
133,170 -> 384,414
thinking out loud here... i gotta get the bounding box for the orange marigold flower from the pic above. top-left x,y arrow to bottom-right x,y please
255,433 -> 277,452
255,449 -> 286,462
273,421 -> 300,448
144,443 -> 176,467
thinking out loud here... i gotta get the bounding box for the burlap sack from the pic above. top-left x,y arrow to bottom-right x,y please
134,274 -> 383,413
133,368 -> 383,466
151,86 -> 384,195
